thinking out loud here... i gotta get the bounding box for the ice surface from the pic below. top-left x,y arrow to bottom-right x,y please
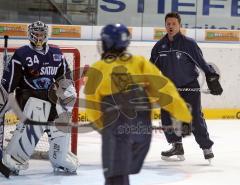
1,120 -> 239,185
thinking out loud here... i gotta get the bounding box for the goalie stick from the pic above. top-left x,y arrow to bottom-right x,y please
5,93 -> 190,138
0,35 -> 11,178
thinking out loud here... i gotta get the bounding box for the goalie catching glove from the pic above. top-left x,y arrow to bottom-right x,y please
206,65 -> 223,95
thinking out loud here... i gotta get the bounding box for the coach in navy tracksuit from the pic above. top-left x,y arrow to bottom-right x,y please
150,12 -> 223,161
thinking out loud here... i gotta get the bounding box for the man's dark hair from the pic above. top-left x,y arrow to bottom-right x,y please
165,12 -> 181,24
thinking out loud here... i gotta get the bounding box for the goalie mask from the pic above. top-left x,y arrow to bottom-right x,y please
100,23 -> 131,54
28,21 -> 48,50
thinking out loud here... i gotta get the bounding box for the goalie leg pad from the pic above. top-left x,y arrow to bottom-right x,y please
3,123 -> 46,172
48,126 -> 78,173
3,97 -> 50,172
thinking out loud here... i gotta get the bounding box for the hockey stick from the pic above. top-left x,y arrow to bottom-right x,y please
177,88 -> 210,94
5,93 -> 95,133
154,51 -> 219,95
5,93 -> 191,138
3,35 -> 9,70
0,35 -> 11,178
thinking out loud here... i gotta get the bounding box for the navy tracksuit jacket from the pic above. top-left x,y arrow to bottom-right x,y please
150,32 -> 214,149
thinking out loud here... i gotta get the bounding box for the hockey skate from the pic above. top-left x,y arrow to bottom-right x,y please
203,148 -> 214,164
2,153 -> 29,176
53,166 -> 77,175
161,142 -> 185,161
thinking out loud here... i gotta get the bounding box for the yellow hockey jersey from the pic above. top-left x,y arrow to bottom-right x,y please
84,55 -> 192,129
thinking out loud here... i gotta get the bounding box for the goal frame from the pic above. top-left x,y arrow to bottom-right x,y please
0,46 -> 81,155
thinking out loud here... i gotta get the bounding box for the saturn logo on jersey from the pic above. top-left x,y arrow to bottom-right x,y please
40,66 -> 58,75
33,77 -> 51,89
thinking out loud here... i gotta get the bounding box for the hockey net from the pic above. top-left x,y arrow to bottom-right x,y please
0,46 -> 81,159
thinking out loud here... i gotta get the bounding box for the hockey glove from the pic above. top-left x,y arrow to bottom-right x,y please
206,73 -> 223,95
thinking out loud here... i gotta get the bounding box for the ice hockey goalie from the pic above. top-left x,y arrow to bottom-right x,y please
0,21 -> 78,175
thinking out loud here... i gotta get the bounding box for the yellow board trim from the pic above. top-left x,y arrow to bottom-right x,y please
4,108 -> 240,125
151,108 -> 240,120
203,109 -> 240,119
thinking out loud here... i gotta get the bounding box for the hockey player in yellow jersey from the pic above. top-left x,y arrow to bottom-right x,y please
84,23 -> 192,185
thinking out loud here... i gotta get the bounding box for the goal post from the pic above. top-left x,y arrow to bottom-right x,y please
0,46 -> 81,157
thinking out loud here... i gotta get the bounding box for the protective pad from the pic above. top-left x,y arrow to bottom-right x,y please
24,97 -> 51,121
48,126 -> 78,173
3,97 -> 51,171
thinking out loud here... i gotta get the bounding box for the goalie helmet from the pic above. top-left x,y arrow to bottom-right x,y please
101,23 -> 130,53
28,21 -> 48,49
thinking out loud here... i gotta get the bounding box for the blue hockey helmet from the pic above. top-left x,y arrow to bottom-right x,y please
101,23 -> 130,53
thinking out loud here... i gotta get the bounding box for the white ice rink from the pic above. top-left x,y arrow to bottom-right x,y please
0,120 -> 239,185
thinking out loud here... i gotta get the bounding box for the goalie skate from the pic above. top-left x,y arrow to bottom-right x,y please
53,167 -> 77,175
161,143 -> 185,161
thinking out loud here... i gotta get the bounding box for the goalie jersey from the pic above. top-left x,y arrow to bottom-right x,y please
1,44 -> 71,93
1,44 -> 72,119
